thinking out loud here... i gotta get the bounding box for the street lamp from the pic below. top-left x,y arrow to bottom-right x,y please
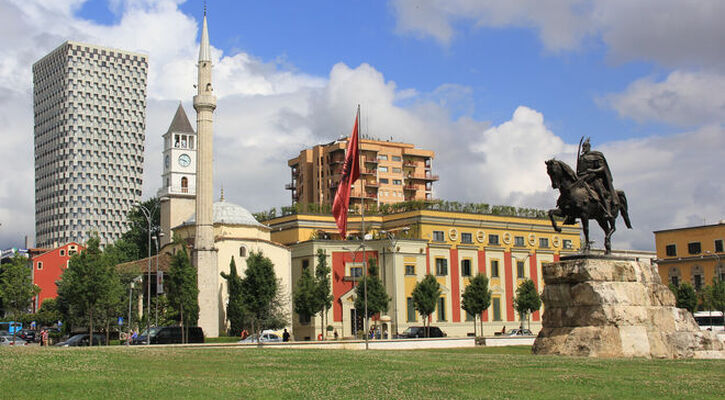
380,227 -> 409,337
135,200 -> 160,345
152,231 -> 165,328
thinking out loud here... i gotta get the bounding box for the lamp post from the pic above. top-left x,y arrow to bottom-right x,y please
343,245 -> 365,340
152,232 -> 164,328
380,227 -> 409,337
135,200 -> 160,345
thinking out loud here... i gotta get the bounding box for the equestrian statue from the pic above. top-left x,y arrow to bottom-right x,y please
545,137 -> 632,254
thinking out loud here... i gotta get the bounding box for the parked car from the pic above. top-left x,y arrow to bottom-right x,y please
0,335 -> 28,346
55,333 -> 106,347
16,329 -> 37,343
505,328 -> 534,336
396,326 -> 447,338
238,331 -> 283,344
132,326 -> 204,345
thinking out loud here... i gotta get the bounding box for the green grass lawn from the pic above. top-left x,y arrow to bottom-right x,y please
1,345 -> 722,399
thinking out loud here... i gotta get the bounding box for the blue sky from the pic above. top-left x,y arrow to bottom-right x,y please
0,0 -> 723,251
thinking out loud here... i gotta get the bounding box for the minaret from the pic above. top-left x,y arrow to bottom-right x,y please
193,8 -> 219,337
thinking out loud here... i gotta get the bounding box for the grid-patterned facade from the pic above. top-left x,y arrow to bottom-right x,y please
33,41 -> 147,247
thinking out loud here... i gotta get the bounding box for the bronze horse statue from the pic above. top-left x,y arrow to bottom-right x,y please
545,159 -> 632,254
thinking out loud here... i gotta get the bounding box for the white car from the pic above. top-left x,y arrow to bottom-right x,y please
238,332 -> 282,344
0,335 -> 28,346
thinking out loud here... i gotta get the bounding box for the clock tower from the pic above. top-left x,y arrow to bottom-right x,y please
159,103 -> 197,247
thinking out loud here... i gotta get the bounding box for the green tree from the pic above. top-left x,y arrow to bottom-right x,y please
0,255 -> 40,323
293,266 -> 319,332
314,249 -> 333,340
355,257 -> 391,322
710,278 -> 725,317
241,251 -> 288,344
461,274 -> 492,337
412,274 -> 441,338
166,245 -> 199,343
221,257 -> 245,336
120,197 -> 161,260
35,298 -> 62,327
512,279 -> 542,330
56,236 -> 123,345
673,282 -> 697,313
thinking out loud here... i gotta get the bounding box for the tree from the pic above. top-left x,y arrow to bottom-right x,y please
461,274 -> 492,337
314,249 -> 333,340
36,298 -> 62,327
0,255 -> 40,321
241,251 -> 288,344
56,236 -> 123,346
412,274 -> 441,338
166,245 -> 199,343
354,257 -> 391,323
673,282 -> 697,313
120,197 -> 161,260
221,257 -> 245,336
710,278 -> 725,317
293,266 -> 319,332
512,279 -> 542,330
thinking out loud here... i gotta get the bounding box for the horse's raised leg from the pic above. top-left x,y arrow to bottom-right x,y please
548,209 -> 562,233
597,217 -> 613,254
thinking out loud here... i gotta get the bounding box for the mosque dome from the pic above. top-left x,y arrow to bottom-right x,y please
183,200 -> 268,229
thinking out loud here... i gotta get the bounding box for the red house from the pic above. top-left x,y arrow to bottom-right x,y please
32,242 -> 84,311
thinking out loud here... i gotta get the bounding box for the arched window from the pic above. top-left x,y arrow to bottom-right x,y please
691,265 -> 704,291
181,177 -> 188,193
668,267 -> 681,287
239,246 -> 247,258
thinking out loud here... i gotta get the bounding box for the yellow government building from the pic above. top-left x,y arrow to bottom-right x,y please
267,207 -> 581,340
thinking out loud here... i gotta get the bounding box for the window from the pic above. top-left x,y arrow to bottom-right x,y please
349,264 -> 363,278
688,242 -> 701,255
671,276 -> 679,287
392,179 -> 402,185
437,297 -> 446,321
666,244 -> 677,257
405,265 -> 415,275
715,239 -> 723,253
37,261 -> 43,270
491,260 -> 499,278
461,233 -> 473,244
694,274 -> 703,291
489,234 -> 500,245
377,154 -> 388,161
433,231 -> 445,242
392,156 -> 402,161
379,166 -> 388,173
517,261 -> 525,279
492,297 -> 501,321
239,246 -> 247,257
392,167 -> 402,173
181,177 -> 188,193
407,297 -> 416,322
435,258 -> 448,276
60,249 -> 65,256
465,310 -> 474,321
539,238 -> 549,248
461,259 -> 472,277
379,178 -> 389,184
514,236 -> 525,247
563,239 -> 572,249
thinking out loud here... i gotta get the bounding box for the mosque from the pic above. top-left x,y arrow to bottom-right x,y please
156,11 -> 292,337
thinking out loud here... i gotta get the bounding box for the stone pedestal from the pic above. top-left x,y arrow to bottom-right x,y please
533,256 -> 723,358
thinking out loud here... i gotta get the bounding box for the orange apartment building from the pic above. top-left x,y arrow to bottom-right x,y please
285,139 -> 437,208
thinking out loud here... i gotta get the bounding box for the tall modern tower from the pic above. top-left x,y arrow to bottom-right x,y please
33,42 -> 148,248
193,10 -> 219,336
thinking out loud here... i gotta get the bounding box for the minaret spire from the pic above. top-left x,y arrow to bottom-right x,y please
199,5 -> 211,62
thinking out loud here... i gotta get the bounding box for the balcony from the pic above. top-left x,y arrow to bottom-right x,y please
406,174 -> 439,182
365,181 -> 379,188
364,159 -> 379,165
403,161 -> 417,168
285,182 -> 296,190
361,169 -> 376,175
403,184 -> 417,191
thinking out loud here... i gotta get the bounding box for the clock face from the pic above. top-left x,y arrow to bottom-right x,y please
178,153 -> 191,167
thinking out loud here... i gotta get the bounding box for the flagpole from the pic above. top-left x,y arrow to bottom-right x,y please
358,104 -> 369,351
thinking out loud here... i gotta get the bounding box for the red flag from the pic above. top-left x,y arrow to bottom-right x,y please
332,108 -> 361,239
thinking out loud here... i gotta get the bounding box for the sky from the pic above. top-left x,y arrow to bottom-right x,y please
0,0 -> 723,251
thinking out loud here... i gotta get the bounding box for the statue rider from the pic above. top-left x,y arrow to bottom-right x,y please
577,138 -> 619,219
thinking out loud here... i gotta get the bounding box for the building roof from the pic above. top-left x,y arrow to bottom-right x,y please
653,220 -> 725,234
116,252 -> 173,274
182,200 -> 268,229
199,14 -> 211,62
166,103 -> 194,134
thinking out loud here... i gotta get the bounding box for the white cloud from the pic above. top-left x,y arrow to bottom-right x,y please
391,0 -> 725,69
603,71 -> 725,126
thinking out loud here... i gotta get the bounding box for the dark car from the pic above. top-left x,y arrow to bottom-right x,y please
16,329 -> 37,343
132,326 -> 204,345
397,326 -> 446,338
55,333 -> 106,347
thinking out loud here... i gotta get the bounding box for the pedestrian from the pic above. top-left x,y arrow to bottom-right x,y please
282,328 -> 290,342
241,329 -> 248,340
42,329 -> 49,347
333,329 -> 338,340
39,329 -> 45,347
